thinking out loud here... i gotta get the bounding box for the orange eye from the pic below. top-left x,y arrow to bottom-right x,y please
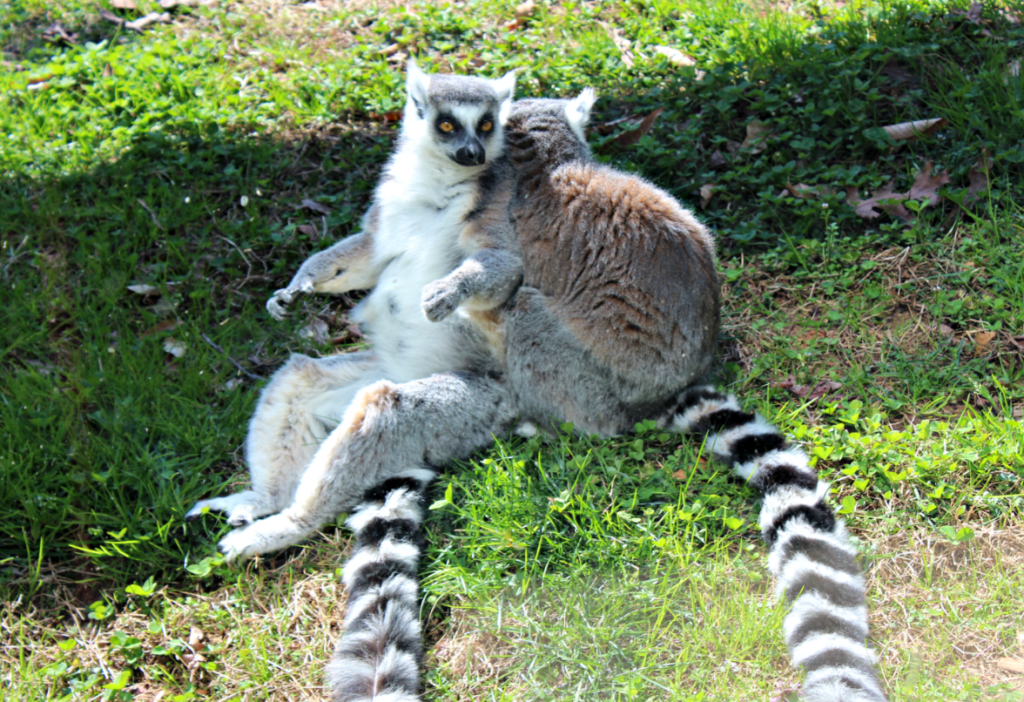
439,121 -> 455,133
480,121 -> 493,132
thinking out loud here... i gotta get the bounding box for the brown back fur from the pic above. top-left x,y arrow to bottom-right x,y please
505,100 -> 720,391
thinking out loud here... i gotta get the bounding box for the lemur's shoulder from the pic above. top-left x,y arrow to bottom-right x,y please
549,162 -> 715,255
458,155 -> 518,252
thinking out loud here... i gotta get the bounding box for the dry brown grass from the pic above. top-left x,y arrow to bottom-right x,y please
866,523 -> 1024,695
0,529 -> 357,701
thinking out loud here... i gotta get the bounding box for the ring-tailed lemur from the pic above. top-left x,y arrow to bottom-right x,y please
322,95 -> 886,702
186,60 -> 520,531
186,67 -> 886,700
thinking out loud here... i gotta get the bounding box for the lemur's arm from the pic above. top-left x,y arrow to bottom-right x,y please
422,163 -> 522,323
267,203 -> 384,321
421,246 -> 523,322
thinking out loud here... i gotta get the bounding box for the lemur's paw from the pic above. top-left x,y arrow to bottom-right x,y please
184,502 -> 210,522
185,498 -> 226,522
217,527 -> 259,563
266,288 -> 296,320
216,513 -> 307,563
226,504 -> 257,527
422,279 -> 462,322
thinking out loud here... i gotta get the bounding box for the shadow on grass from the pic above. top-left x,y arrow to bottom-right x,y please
0,119 -> 393,598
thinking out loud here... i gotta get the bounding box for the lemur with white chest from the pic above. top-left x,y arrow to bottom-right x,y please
188,63 -> 887,702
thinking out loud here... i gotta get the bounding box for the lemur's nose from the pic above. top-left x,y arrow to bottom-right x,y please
454,141 -> 485,166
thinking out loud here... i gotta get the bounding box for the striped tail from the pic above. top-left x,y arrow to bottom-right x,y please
327,471 -> 435,702
669,386 -> 887,702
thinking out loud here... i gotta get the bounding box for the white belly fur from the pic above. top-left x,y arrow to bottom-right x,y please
350,176 -> 481,382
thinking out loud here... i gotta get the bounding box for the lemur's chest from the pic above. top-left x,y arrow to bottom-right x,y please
373,175 -> 480,265
352,172 -> 481,336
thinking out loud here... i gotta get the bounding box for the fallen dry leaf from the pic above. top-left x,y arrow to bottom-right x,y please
846,161 -> 950,222
880,117 -> 947,141
609,108 -> 663,149
974,331 -> 996,356
188,626 -> 206,652
301,198 -> 331,215
160,0 -> 216,8
996,657 -> 1024,674
709,149 -> 727,169
603,23 -> 635,68
299,318 -> 331,344
514,1 -> 536,20
99,8 -> 171,31
741,120 -> 772,154
151,297 -> 176,317
846,183 -> 912,222
368,110 -> 403,122
332,322 -> 364,346
699,184 -> 716,209
880,61 -> 916,84
775,376 -> 842,400
27,73 -> 53,90
127,284 -> 161,296
42,23 -> 77,45
672,469 -> 689,480
1007,58 -> 1022,82
652,45 -> 696,68
297,223 -> 319,239
785,182 -> 832,199
142,320 -> 178,336
965,152 -> 992,205
949,3 -> 983,22
907,161 -> 951,206
808,380 -> 843,400
163,338 -> 187,358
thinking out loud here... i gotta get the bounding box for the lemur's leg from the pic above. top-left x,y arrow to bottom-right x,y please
668,387 -> 887,702
217,371 -> 518,562
186,352 -> 382,527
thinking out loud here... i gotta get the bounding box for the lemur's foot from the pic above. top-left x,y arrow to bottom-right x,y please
185,492 -> 274,527
421,278 -> 463,322
217,512 -> 314,563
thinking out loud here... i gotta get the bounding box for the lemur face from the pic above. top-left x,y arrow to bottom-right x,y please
404,61 -> 516,168
429,103 -> 498,167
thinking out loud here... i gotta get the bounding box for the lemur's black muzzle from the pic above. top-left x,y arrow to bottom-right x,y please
452,138 -> 485,166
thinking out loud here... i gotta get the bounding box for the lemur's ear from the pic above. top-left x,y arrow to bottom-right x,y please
406,60 -> 430,116
565,88 -> 596,134
493,69 -> 517,125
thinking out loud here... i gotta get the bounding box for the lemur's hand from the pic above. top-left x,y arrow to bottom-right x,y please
266,285 -> 306,321
266,252 -> 341,321
422,278 -> 465,323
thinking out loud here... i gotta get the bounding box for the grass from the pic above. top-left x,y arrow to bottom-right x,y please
1,0 -> 1023,700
